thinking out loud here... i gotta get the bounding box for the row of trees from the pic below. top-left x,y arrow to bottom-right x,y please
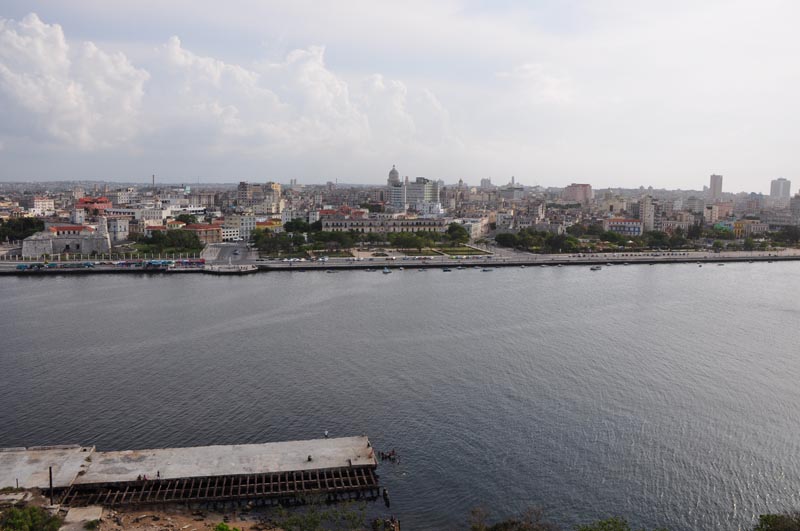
499,224 -> 800,253
132,230 -> 203,252
0,218 -> 44,242
251,220 -> 471,255
495,229 -> 582,253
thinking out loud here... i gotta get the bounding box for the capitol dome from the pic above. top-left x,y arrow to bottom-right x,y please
387,165 -> 401,186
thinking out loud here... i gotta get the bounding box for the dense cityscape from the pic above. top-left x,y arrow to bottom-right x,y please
2,170 -> 799,267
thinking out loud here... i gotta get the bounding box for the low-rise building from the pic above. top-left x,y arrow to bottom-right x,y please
183,224 -> 222,244
602,218 -> 643,237
322,217 -> 447,234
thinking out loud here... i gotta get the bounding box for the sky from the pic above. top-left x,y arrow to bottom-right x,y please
1,1 -> 799,192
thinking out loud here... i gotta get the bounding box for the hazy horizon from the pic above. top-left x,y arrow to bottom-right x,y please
2,1 -> 799,194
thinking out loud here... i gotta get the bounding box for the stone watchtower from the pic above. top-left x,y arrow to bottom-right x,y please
96,216 -> 112,254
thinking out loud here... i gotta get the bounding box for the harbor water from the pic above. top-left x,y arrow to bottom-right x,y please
2,262 -> 799,530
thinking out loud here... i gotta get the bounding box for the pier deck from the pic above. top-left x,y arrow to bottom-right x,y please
0,445 -> 94,489
0,437 -> 378,507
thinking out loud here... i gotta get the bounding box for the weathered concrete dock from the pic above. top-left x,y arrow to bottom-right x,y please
0,437 -> 378,507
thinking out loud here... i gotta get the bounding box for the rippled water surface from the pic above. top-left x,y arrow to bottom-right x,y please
2,263 -> 800,530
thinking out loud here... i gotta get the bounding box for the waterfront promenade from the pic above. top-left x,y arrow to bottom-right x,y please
1,246 -> 799,275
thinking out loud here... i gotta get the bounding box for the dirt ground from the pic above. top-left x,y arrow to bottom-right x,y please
98,506 -> 278,531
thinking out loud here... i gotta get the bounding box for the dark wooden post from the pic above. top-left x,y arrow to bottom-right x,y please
49,466 -> 53,505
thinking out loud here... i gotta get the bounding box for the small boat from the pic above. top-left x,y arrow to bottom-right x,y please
606,263 -> 613,266
557,264 -> 563,267
326,269 -> 336,274
590,265 -> 602,271
482,268 -> 494,272
398,267 -> 404,271
443,267 -> 452,272
520,265 -> 526,269
457,266 -> 464,270
383,267 -> 391,274
698,264 -> 702,267
717,263 -> 724,266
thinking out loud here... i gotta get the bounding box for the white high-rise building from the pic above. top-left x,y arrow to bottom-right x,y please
770,178 -> 792,199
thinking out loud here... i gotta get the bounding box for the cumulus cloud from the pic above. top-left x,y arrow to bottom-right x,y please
149,35 -> 460,165
0,13 -> 149,149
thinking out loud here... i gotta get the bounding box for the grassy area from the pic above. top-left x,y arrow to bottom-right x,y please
132,244 -> 203,255
258,251 -> 309,259
438,246 -> 491,255
314,250 -> 353,257
399,248 -> 441,256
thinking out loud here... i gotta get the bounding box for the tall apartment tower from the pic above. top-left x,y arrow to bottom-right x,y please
709,174 -> 723,200
770,178 -> 792,199
638,195 -> 656,232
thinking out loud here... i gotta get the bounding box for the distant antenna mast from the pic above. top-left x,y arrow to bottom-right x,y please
152,174 -> 155,189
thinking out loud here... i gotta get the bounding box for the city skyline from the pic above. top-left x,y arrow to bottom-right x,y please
2,2 -> 800,192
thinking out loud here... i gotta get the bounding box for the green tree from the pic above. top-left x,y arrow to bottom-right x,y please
469,507 -> 559,531
0,217 -> 45,241
753,513 -> 800,531
390,232 -> 422,250
0,506 -> 62,531
776,226 -> 800,244
576,516 -> 667,531
284,218 -> 311,233
687,223 -> 703,240
743,237 -> 756,251
447,222 -> 471,244
567,224 -> 586,237
643,231 -> 669,249
495,233 -> 519,248
174,214 -> 197,225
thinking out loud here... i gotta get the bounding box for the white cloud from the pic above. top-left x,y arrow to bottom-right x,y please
0,13 -> 149,149
147,35 -> 462,170
496,63 -> 573,104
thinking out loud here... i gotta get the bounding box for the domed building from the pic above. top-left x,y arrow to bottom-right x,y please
387,165 -> 401,187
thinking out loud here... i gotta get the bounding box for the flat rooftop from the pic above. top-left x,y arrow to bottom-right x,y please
0,445 -> 95,489
75,436 -> 374,485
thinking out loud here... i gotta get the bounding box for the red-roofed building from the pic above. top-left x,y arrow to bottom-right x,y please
76,196 -> 112,214
184,224 -> 222,244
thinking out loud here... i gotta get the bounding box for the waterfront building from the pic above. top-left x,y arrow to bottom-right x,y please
183,224 -> 222,244
107,217 -> 130,242
221,227 -> 240,241
638,196 -> 656,232
733,220 -> 770,239
603,218 -> 643,237
224,214 -> 256,241
322,217 -> 446,234
21,219 -> 111,257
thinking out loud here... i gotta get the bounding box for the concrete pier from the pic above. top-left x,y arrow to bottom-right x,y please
0,437 -> 378,507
